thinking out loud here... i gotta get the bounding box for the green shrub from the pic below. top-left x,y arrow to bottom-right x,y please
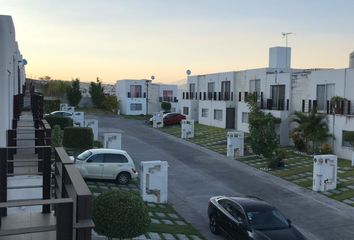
62,127 -> 93,149
44,99 -> 60,113
51,125 -> 63,147
161,101 -> 171,112
291,131 -> 306,152
93,140 -> 103,148
93,191 -> 151,239
268,148 -> 287,169
44,115 -> 73,129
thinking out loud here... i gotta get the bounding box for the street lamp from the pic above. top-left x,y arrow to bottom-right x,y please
146,75 -> 155,122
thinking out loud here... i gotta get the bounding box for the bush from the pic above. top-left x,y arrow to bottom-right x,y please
51,125 -> 63,147
44,99 -> 60,113
45,115 -> 73,129
62,127 -> 93,149
93,140 -> 103,148
103,95 -> 118,113
161,102 -> 171,112
291,131 -> 306,152
321,143 -> 333,154
268,148 -> 287,169
93,191 -> 151,239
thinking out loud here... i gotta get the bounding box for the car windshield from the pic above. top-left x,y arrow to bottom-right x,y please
246,209 -> 289,230
76,150 -> 92,161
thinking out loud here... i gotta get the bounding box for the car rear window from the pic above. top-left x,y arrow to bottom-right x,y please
103,154 -> 129,163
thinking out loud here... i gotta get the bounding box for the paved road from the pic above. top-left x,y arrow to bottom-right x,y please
93,115 -> 354,240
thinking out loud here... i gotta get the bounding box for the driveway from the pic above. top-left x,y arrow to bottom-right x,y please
93,115 -> 354,240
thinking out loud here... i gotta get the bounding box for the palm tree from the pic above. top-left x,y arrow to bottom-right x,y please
292,111 -> 332,153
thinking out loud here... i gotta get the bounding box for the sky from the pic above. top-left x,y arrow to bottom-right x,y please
1,0 -> 354,84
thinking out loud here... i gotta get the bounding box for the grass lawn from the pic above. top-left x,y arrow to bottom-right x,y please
156,123 -> 354,208
88,180 -> 205,240
78,107 -> 117,116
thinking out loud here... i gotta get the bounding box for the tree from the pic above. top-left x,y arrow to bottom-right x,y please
292,111 -> 332,153
89,78 -> 105,108
44,80 -> 70,98
103,95 -> 118,113
93,191 -> 151,240
67,78 -> 82,107
161,102 -> 171,112
246,93 -> 280,161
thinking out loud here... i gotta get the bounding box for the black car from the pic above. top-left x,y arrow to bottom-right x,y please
208,196 -> 306,240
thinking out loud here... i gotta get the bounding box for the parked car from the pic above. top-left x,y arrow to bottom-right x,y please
149,112 -> 186,126
71,148 -> 138,184
45,111 -> 73,119
208,196 -> 306,240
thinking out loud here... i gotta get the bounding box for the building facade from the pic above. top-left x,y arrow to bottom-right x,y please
116,79 -> 178,115
0,15 -> 26,147
180,47 -> 354,159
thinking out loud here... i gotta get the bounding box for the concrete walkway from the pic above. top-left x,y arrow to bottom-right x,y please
95,115 -> 354,240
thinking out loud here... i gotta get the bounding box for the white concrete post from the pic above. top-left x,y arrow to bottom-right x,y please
104,133 -> 122,150
181,120 -> 194,139
67,106 -> 75,113
140,161 -> 168,203
153,112 -> 164,128
227,131 -> 244,158
60,103 -> 68,111
85,119 -> 98,140
313,155 -> 337,192
73,111 -> 85,127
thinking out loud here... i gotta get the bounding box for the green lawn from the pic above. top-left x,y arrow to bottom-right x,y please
78,107 -> 117,116
156,123 -> 354,208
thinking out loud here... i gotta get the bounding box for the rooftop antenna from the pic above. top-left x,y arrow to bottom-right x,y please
281,32 -> 293,70
281,32 -> 293,49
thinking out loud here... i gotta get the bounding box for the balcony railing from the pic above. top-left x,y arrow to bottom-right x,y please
127,92 -> 146,98
182,91 -> 234,101
301,99 -> 353,115
159,97 -> 178,102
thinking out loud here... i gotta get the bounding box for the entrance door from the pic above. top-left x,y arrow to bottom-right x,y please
226,108 -> 235,129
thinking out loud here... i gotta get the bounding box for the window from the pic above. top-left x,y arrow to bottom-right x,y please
183,107 -> 189,115
218,200 -> 245,223
208,82 -> 215,97
130,103 -> 142,111
163,90 -> 173,102
104,154 -> 128,163
130,85 -> 142,98
342,131 -> 354,147
214,109 -> 222,121
271,85 -> 285,110
242,112 -> 249,123
250,79 -> 261,95
221,81 -> 231,94
201,108 -> 208,117
87,154 -> 103,163
317,84 -> 335,111
189,83 -> 196,93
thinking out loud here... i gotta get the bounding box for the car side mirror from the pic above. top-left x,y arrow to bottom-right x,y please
287,219 -> 292,227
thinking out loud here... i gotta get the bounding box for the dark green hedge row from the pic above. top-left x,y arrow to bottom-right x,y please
44,115 -> 73,129
63,127 -> 93,149
44,99 -> 60,113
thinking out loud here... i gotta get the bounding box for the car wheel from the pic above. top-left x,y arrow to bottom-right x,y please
116,172 -> 130,185
209,214 -> 220,235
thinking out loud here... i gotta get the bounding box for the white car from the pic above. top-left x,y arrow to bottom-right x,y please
72,148 -> 138,184
45,111 -> 73,119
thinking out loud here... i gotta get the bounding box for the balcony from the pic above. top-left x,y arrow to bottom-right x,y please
159,97 -> 178,103
239,92 -> 289,111
301,99 -> 353,115
127,92 -> 146,98
0,86 -> 93,240
182,91 -> 234,101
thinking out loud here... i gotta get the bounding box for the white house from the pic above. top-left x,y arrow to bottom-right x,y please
116,79 -> 178,115
0,15 -> 26,147
181,46 -> 354,160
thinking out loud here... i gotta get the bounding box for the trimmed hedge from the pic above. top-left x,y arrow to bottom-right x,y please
93,191 -> 151,239
63,127 -> 93,149
44,115 -> 73,130
44,99 -> 60,113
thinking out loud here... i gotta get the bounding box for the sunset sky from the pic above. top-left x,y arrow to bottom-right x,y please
1,0 -> 354,84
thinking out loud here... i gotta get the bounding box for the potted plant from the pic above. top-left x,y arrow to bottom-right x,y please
331,96 -> 346,114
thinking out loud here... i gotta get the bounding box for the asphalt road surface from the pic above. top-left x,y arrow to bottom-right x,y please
94,115 -> 354,240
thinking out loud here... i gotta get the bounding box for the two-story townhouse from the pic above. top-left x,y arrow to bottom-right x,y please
116,80 -> 178,115
0,15 -> 26,147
